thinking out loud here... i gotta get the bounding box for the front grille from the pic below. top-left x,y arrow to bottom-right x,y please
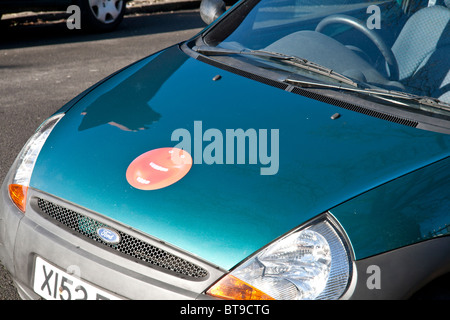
36,198 -> 208,280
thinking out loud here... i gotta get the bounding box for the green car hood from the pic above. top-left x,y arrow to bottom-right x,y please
30,46 -> 450,269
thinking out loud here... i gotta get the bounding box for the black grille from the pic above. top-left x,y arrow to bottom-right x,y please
36,198 -> 208,279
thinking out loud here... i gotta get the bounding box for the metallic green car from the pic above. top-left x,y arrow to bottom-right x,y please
1,0 -> 449,300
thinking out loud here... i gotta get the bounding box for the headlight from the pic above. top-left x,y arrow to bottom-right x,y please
8,113 -> 64,212
206,213 -> 354,300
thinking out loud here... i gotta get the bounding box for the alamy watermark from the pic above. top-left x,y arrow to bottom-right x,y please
66,5 -> 81,30
366,5 -> 381,30
366,265 -> 381,290
171,121 -> 280,176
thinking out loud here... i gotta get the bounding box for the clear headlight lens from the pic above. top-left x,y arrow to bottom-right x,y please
206,214 -> 353,300
8,113 -> 64,212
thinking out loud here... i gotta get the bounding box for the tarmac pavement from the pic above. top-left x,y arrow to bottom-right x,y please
0,0 -> 202,21
0,0 -> 204,300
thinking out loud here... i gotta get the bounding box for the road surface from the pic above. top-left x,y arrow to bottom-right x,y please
0,8 -> 204,300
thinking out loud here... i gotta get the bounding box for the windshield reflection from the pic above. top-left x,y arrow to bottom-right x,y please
202,0 -> 450,105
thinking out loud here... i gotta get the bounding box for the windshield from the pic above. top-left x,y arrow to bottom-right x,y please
199,0 -> 450,106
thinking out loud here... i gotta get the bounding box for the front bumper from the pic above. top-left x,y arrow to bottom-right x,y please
1,169 -> 450,299
0,173 -> 226,300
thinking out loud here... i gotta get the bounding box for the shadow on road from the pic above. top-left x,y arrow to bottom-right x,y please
0,9 -> 205,50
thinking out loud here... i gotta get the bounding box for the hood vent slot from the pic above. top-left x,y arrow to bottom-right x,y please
196,55 -> 419,128
197,55 -> 289,90
291,86 -> 419,128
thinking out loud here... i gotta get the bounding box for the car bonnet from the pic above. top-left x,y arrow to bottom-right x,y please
30,45 -> 450,270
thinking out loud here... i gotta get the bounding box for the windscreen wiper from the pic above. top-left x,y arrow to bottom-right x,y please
193,45 -> 450,113
192,45 -> 359,88
285,78 -> 450,112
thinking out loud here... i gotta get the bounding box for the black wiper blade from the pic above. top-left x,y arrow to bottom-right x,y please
194,46 -> 450,112
192,45 -> 359,88
285,78 -> 408,98
413,96 -> 450,112
193,45 -> 284,59
285,78 -> 450,112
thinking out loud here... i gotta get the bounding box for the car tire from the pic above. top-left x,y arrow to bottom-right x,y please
78,0 -> 126,32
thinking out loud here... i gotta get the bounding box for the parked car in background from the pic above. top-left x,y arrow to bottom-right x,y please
0,0 -> 449,300
0,0 -> 126,31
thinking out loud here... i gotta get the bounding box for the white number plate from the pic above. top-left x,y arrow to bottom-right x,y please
33,257 -> 121,300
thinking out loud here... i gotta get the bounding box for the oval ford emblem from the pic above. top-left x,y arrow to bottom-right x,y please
97,227 -> 121,244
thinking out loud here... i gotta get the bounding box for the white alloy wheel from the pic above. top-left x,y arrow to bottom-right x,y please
88,0 -> 124,24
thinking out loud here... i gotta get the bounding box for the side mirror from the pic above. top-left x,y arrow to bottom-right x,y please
200,0 -> 226,25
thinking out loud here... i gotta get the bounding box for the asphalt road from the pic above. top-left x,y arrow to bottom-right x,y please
0,8 -> 204,300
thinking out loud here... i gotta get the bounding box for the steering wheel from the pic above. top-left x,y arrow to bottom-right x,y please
315,14 -> 399,81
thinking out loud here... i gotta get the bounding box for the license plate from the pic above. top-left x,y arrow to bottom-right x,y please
33,257 -> 121,300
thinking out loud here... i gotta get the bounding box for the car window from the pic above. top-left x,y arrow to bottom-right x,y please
201,0 -> 450,110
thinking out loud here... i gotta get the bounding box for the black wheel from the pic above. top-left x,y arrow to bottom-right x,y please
79,0 -> 126,32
